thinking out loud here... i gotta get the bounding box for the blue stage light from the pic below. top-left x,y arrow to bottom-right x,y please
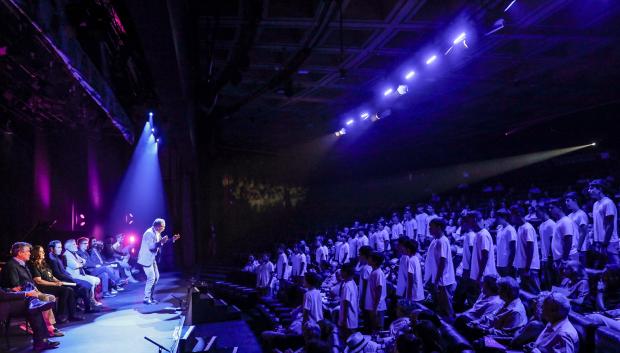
360,112 -> 370,120
405,71 -> 416,80
426,55 -> 437,65
504,0 -> 516,12
453,32 -> 466,45
397,85 -> 408,95
383,88 -> 393,96
346,119 -> 354,126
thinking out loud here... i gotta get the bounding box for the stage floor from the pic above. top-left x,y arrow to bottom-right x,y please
7,273 -> 188,353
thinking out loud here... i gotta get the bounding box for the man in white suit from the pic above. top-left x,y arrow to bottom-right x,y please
138,218 -> 179,304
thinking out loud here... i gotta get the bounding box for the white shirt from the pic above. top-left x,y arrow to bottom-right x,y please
382,226 -> 392,250
334,241 -> 343,261
291,253 -> 307,276
496,224 -> 517,268
551,216 -> 579,261
396,255 -> 409,296
256,261 -> 274,287
315,246 -> 327,264
569,209 -> 589,251
539,219 -> 556,260
470,228 -> 498,280
303,288 -> 324,324
466,294 -> 504,320
276,253 -> 288,279
514,222 -> 541,270
416,213 -> 429,237
338,242 -> 350,264
404,219 -> 417,239
358,264 -> 372,303
593,196 -> 618,243
348,237 -> 358,259
461,231 -> 476,270
424,235 -> 456,286
339,280 -> 359,329
391,223 -> 404,240
356,235 -> 369,255
407,254 -> 425,301
364,268 -> 387,311
532,318 -> 579,353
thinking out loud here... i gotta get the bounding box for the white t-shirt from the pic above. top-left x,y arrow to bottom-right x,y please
569,209 -> 589,251
338,242 -> 350,264
416,213 -> 429,237
461,231 -> 476,270
407,254 -> 425,301
391,223 -> 404,240
424,236 -> 456,286
404,219 -> 417,239
356,235 -> 369,255
496,224 -> 517,268
358,264 -> 372,304
348,237 -> 358,259
514,222 -> 541,270
334,241 -> 343,261
276,253 -> 288,279
593,197 -> 618,243
382,227 -> 392,250
551,216 -> 579,261
256,261 -> 274,288
303,288 -> 324,324
396,255 -> 409,296
291,253 -> 307,276
339,280 -> 358,329
315,246 -> 328,264
539,219 -> 556,260
470,229 -> 498,280
364,268 -> 387,311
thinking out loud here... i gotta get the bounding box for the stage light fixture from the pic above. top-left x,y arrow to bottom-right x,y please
149,112 -> 153,117
156,138 -> 160,143
397,85 -> 408,95
426,55 -> 437,65
453,32 -> 466,45
360,112 -> 370,120
405,71 -> 416,80
384,88 -> 393,96
346,119 -> 354,126
504,0 -> 516,12
591,142 -> 597,146
339,128 -> 346,135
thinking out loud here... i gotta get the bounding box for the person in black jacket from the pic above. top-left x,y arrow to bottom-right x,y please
0,287 -> 60,350
46,240 -> 100,312
0,242 -> 55,304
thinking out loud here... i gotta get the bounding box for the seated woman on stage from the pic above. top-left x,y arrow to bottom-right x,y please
29,245 -> 83,323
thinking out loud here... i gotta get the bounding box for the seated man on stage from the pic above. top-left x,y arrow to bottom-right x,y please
47,240 -> 100,311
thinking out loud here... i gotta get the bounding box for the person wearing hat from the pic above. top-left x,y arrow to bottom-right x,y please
496,209 -> 517,278
588,179 -> 619,265
344,332 -> 380,353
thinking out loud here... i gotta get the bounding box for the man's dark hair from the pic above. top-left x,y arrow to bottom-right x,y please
77,237 -> 89,245
403,239 -> 419,255
340,263 -> 355,278
564,191 -> 580,202
397,236 -> 409,245
396,334 -> 421,353
510,205 -> 525,217
358,245 -> 372,258
11,242 -> 32,257
369,251 -> 385,266
482,274 -> 499,295
498,276 -> 520,300
304,272 -> 323,288
428,217 -> 446,231
47,240 -> 61,251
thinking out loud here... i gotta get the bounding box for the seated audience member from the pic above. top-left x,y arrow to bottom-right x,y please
523,293 -> 579,353
29,245 -> 82,322
365,251 -> 387,332
465,276 -> 527,339
553,261 -> 588,308
47,240 -> 100,311
302,272 -> 324,325
585,264 -> 620,330
103,234 -> 138,283
454,274 -> 503,331
63,239 -> 101,294
396,333 -> 421,353
343,332 -> 380,353
507,291 -> 549,349
0,287 -> 59,350
77,237 -> 123,297
338,263 -> 358,339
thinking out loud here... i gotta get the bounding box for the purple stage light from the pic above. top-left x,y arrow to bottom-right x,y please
346,119 -> 354,126
383,88 -> 393,96
339,128 -> 346,135
360,112 -> 370,120
397,85 -> 408,95
453,32 -> 466,45
156,138 -> 160,143
148,112 -> 153,117
426,55 -> 437,65
405,71 -> 415,80
504,0 -> 516,12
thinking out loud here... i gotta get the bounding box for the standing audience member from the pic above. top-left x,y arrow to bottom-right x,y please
424,217 -> 456,319
256,254 -> 275,297
338,264 -> 358,339
588,179 -> 618,265
496,209 -> 517,277
302,272 -> 324,325
565,192 -> 590,265
405,239 -> 425,303
365,251 -> 387,332
512,206 -> 542,293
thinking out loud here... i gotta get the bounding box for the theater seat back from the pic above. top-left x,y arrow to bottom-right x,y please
569,312 -> 600,353
595,326 -> 620,353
